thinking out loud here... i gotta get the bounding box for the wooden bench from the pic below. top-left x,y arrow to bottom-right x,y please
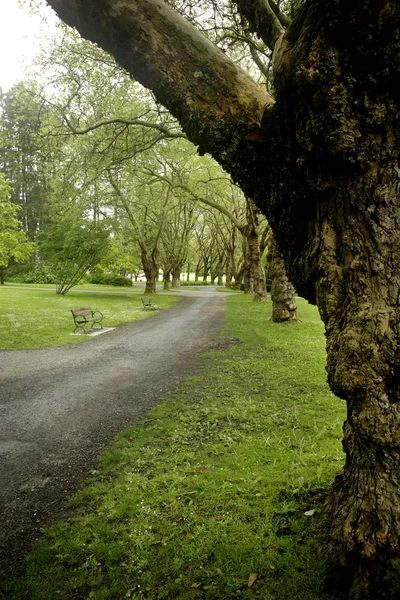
141,297 -> 159,310
71,307 -> 104,333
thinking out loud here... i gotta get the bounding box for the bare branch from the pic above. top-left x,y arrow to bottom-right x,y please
61,116 -> 186,139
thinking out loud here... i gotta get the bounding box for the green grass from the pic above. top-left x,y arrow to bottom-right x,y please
0,286 -> 179,349
5,296 -> 346,599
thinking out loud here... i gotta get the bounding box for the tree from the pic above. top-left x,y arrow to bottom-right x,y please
38,214 -> 110,294
0,83 -> 59,241
44,1 -> 400,595
0,174 -> 34,284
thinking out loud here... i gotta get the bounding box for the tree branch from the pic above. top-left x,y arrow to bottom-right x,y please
62,115 -> 186,139
143,168 -> 245,232
46,0 -> 273,171
232,0 -> 286,51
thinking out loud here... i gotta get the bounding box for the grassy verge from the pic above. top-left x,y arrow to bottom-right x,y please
0,286 -> 179,350
6,296 -> 346,599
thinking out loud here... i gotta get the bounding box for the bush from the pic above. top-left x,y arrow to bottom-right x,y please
7,262 -> 58,284
88,273 -> 133,287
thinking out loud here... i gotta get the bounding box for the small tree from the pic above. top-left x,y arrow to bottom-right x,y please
0,174 -> 34,284
38,216 -> 110,294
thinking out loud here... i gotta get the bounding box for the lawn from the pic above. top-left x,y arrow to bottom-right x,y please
5,295 -> 346,599
0,285 -> 180,350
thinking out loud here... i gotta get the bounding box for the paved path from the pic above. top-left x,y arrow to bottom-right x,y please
0,290 -> 226,589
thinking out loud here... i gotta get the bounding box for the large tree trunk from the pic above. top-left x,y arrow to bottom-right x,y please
266,3 -> 400,595
144,266 -> 158,295
45,0 -> 400,594
269,239 -> 297,321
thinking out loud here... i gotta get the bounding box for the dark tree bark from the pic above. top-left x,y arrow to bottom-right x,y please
45,0 -> 400,594
269,238 -> 297,322
162,269 -> 171,290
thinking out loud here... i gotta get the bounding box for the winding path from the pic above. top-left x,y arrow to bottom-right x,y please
0,290 -> 226,589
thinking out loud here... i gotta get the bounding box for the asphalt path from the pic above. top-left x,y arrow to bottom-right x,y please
0,289 -> 226,589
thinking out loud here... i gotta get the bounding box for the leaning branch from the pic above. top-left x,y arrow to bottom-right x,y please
46,0 -> 273,170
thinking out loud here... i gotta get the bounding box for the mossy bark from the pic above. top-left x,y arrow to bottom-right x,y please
269,239 -> 297,321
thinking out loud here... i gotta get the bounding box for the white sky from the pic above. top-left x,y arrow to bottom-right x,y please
0,0 -> 58,91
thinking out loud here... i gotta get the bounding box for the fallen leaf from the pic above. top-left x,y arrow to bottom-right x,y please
304,509 -> 316,517
191,583 -> 201,589
248,573 -> 257,587
216,515 -> 224,521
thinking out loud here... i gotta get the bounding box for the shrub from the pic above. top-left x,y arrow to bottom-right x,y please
7,262 -> 58,284
88,273 -> 133,287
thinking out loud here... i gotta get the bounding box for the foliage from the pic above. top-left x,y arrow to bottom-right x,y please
0,83 -> 60,241
38,215 -> 111,294
0,173 -> 35,271
0,286 -> 179,350
7,297 -> 345,599
7,261 -> 58,284
88,272 -> 133,287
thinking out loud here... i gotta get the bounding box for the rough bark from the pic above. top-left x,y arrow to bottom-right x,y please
171,267 -> 181,287
266,3 -> 400,595
143,261 -> 158,295
242,199 -> 268,302
269,238 -> 297,321
45,0 -> 400,594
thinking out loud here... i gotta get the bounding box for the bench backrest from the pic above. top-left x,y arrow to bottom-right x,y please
71,308 -> 93,317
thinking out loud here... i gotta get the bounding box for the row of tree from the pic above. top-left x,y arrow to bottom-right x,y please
0,24 -> 295,318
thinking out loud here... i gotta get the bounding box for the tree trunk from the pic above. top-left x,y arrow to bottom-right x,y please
225,259 -> 232,289
248,229 -> 268,302
194,260 -> 201,282
163,270 -> 170,290
242,225 -> 268,301
0,266 -> 4,285
141,249 -> 158,295
171,266 -> 181,287
217,258 -> 224,286
266,3 -> 400,594
269,239 -> 297,321
144,266 -> 158,294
